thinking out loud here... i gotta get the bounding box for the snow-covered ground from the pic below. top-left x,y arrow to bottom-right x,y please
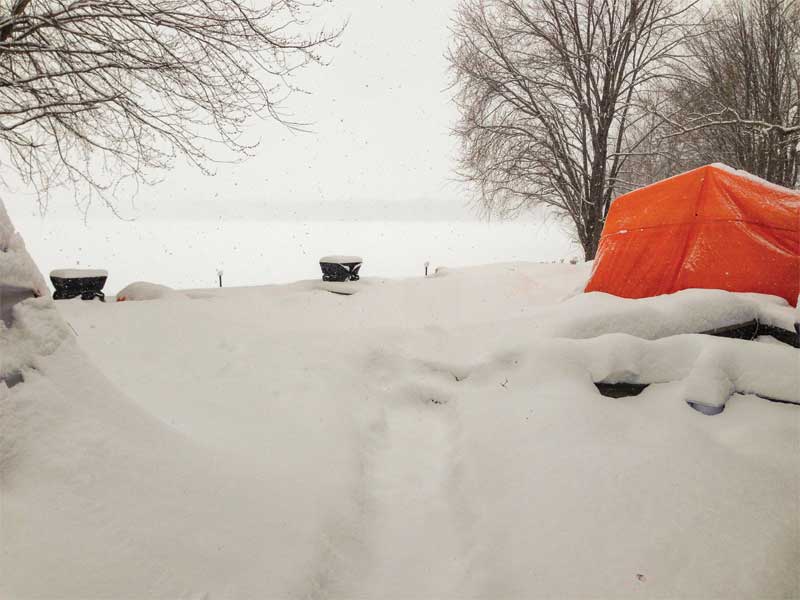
2,206 -> 799,598
11,215 -> 577,291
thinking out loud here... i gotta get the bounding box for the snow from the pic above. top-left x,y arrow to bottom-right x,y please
0,203 -> 46,294
711,162 -> 800,196
2,204 -> 799,599
319,255 -> 363,264
12,217 -> 576,291
116,281 -> 182,302
49,268 -> 108,279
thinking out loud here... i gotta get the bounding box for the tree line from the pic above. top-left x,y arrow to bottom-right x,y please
448,0 -> 799,259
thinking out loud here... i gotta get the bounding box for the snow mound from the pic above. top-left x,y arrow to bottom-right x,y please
0,203 -> 70,377
0,202 -> 46,294
552,288 -> 797,339
116,281 -> 182,302
2,201 -> 359,599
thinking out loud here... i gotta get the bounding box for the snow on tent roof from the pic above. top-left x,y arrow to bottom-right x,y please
585,164 -> 800,306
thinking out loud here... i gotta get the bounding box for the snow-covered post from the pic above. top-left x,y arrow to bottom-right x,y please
217,269 -> 224,288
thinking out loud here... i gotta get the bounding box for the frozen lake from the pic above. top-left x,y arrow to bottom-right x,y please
13,217 -> 577,293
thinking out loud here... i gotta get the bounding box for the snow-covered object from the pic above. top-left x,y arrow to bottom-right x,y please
554,288 -> 796,340
319,255 -> 362,264
50,268 -> 108,279
116,281 -> 181,301
574,333 -> 798,405
586,163 -> 800,305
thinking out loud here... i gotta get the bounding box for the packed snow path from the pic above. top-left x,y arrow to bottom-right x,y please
349,391 -> 465,598
3,231 -> 799,599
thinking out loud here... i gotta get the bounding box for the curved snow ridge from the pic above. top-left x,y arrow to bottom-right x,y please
116,281 -> 184,302
565,333 -> 799,407
550,288 -> 796,339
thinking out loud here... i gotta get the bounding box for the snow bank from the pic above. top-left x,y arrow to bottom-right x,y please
0,202 -> 46,294
0,202 -> 70,377
1,202 -> 362,599
5,213 -> 799,599
116,281 -> 182,301
573,333 -> 799,406
548,288 -> 796,339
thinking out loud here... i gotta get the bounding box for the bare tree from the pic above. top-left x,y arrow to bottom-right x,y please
0,0 -> 340,211
660,0 -> 800,188
448,0 -> 698,259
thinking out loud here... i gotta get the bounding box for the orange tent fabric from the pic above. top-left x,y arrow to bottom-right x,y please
585,164 -> 800,306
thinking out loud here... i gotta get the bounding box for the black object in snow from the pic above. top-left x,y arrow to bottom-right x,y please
701,319 -> 799,348
51,274 -> 107,302
319,258 -> 362,282
594,382 -> 649,398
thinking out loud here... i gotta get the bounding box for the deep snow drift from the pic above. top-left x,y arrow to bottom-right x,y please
2,205 -> 799,598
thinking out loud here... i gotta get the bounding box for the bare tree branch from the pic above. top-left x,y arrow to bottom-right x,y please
657,0 -> 799,188
0,0 -> 342,212
448,0 -> 699,260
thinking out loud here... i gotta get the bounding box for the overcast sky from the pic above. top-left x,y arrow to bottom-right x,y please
10,0 -> 474,223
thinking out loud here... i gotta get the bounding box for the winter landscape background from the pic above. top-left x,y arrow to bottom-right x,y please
9,210 -> 575,291
1,0 -> 798,597
4,0 -> 490,290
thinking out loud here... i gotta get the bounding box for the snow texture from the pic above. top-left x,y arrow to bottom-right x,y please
712,161 -> 800,196
0,202 -> 70,376
50,268 -> 108,279
319,255 -> 363,264
116,281 -> 182,301
2,201 -> 798,599
0,202 -> 47,294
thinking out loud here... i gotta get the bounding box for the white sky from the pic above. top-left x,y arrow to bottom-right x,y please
10,0 -> 473,223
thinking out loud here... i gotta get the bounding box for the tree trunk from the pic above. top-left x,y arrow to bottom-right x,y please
583,229 -> 603,261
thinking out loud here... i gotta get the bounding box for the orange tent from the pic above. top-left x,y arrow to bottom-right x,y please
585,164 -> 800,306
